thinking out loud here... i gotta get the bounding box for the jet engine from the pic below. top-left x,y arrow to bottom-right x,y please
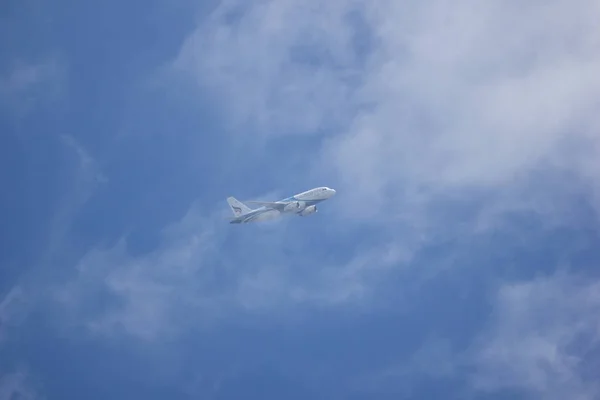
284,201 -> 305,212
299,205 -> 317,216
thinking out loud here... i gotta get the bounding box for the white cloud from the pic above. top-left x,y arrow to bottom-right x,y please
31,135 -> 107,271
52,199 -> 414,341
48,0 -> 600,343
52,206 -> 221,341
0,368 -> 43,400
352,272 -> 600,399
0,286 -> 28,344
354,338 -> 462,399
0,61 -> 57,95
0,135 -> 106,343
0,58 -> 66,118
3,1 -> 599,398
339,0 -> 600,187
470,272 -> 600,399
173,0 -> 362,137
175,0 -> 600,222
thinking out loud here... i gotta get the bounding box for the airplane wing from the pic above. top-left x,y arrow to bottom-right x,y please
246,201 -> 288,211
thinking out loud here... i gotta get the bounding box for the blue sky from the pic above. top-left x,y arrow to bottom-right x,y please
2,0 -> 600,399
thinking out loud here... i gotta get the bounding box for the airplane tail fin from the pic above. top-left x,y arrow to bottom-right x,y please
227,196 -> 252,217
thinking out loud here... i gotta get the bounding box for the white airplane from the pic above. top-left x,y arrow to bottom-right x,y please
227,186 -> 336,224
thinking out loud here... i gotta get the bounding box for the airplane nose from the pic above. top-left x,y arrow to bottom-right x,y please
330,188 -> 336,196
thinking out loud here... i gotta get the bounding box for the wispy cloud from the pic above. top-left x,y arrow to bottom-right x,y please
350,271 -> 600,399
47,0 -> 600,345
0,60 -> 57,95
33,135 -> 107,269
0,286 -> 28,344
327,0 -> 600,191
470,272 -> 600,399
52,199 -> 414,341
173,0 -> 364,137
175,0 -> 600,223
1,135 -> 106,345
3,2 -> 600,398
0,368 -> 43,400
0,58 -> 66,118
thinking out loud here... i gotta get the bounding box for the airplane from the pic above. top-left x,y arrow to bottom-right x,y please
226,186 -> 336,224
